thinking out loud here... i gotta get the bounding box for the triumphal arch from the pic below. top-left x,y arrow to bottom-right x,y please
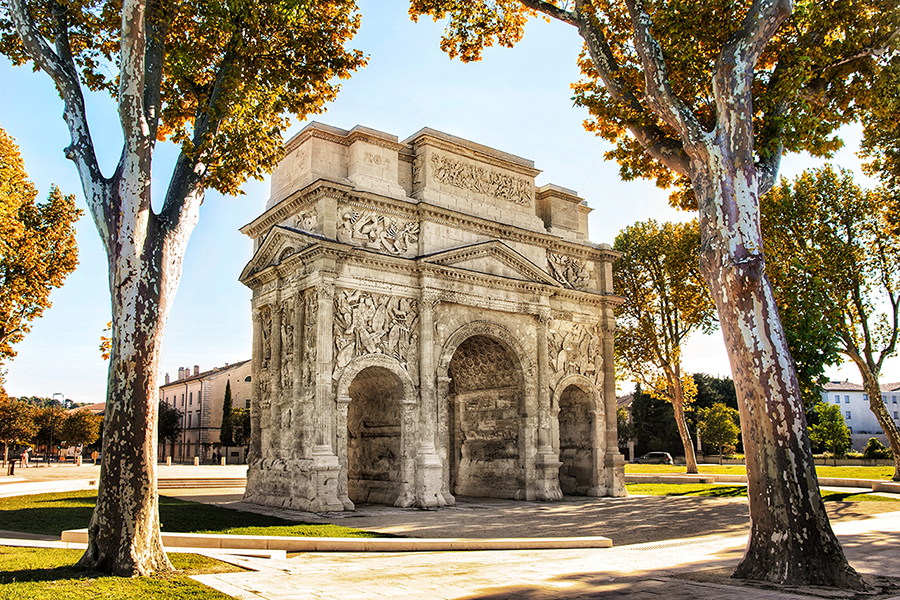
239,122 -> 626,511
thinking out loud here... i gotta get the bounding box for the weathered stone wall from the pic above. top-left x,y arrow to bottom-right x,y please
240,122 -> 626,511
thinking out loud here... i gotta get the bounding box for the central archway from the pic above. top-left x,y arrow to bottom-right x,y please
346,365 -> 403,505
447,334 -> 525,498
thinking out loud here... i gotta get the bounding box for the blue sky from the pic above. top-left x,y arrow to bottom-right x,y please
0,1 -> 890,403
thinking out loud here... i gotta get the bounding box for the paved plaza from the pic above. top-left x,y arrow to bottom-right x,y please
3,463 -> 900,599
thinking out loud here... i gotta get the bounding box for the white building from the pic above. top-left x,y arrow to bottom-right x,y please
158,360 -> 252,463
821,381 -> 900,451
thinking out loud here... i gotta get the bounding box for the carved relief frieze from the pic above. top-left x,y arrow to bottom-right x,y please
281,300 -> 294,392
430,153 -> 531,206
364,152 -> 390,167
260,305 -> 272,371
292,210 -> 317,231
547,321 -> 603,384
333,289 -> 419,381
302,290 -> 317,389
337,208 -> 419,255
548,253 -> 591,289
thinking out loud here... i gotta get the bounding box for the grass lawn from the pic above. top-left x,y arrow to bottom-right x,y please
0,492 -> 390,539
0,547 -> 241,599
625,463 -> 897,480
625,482 -> 900,502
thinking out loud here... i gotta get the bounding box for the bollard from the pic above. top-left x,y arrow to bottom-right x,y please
193,456 -> 199,466
76,455 -> 82,466
166,456 -> 171,466
221,456 -> 226,466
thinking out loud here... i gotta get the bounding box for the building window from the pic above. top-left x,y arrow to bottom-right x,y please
883,395 -> 888,403
893,396 -> 898,404
189,392 -> 193,406
244,376 -> 252,382
846,411 -> 852,419
894,411 -> 898,419
181,394 -> 184,406
863,394 -> 868,401
188,413 -> 192,428
245,399 -> 251,409
834,395 -> 840,404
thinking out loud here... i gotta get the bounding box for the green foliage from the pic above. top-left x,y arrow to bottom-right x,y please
56,408 -> 101,447
0,397 -> 36,447
30,403 -> 66,450
614,219 -> 715,398
629,385 -> 680,456
230,407 -> 251,448
809,402 -> 851,457
219,380 -> 233,446
617,406 -> 635,444
0,125 -> 81,370
626,483 -> 899,503
697,402 -> 741,457
692,374 -> 738,412
158,402 -> 182,443
863,437 -> 893,460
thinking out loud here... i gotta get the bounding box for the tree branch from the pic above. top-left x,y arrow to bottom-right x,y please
572,1 -> 691,175
713,0 -> 792,158
4,0 -> 111,247
517,0 -> 578,26
621,0 -> 704,149
118,0 -> 151,151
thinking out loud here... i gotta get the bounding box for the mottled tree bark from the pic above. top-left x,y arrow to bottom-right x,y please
849,351 -> 900,481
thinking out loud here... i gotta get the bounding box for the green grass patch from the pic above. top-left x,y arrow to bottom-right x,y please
625,463 -> 897,481
626,483 -> 900,502
0,492 -> 389,538
0,546 -> 239,600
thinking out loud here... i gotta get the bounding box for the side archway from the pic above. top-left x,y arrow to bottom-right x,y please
437,321 -> 536,500
552,374 -> 605,496
336,354 -> 418,507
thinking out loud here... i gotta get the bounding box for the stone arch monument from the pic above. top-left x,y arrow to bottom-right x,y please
239,122 -> 626,511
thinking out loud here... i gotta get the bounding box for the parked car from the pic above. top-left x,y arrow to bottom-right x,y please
631,452 -> 673,465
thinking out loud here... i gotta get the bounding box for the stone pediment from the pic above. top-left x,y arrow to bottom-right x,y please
421,241 -> 561,286
240,226 -> 317,282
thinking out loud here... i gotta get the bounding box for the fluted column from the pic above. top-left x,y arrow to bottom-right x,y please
416,289 -> 447,507
249,308 -> 263,462
533,309 -> 562,500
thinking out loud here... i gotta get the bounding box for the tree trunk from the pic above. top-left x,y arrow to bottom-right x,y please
695,163 -> 864,588
669,373 -> 698,473
853,360 -> 900,481
76,174 -> 201,576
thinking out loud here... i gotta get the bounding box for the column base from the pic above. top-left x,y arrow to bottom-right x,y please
416,452 -> 450,508
533,452 -> 563,501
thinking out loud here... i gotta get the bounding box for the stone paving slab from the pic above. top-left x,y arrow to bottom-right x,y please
191,511 -> 900,600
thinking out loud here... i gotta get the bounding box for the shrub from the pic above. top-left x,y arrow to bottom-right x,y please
863,438 -> 893,460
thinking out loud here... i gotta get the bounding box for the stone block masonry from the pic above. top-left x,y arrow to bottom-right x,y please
239,122 -> 626,511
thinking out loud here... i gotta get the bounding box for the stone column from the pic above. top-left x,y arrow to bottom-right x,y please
601,312 -> 626,497
533,309 -> 562,500
292,292 -> 305,455
272,291 -> 283,396
310,279 -> 344,511
249,307 -> 263,462
415,289 -> 447,507
335,395 -> 354,510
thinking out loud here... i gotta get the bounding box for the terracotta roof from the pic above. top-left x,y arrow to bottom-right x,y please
160,359 -> 250,389
68,402 -> 105,415
823,381 -> 900,393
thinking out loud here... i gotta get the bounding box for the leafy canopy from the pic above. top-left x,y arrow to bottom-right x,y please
410,0 -> 899,208
614,219 -> 716,391
697,402 -> 741,454
761,166 -> 900,385
809,402 -> 850,457
0,0 -> 367,196
0,125 -> 80,365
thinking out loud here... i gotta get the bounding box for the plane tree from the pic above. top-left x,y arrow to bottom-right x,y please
0,0 -> 365,576
409,0 -> 898,588
614,219 -> 715,474
761,167 -> 900,479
